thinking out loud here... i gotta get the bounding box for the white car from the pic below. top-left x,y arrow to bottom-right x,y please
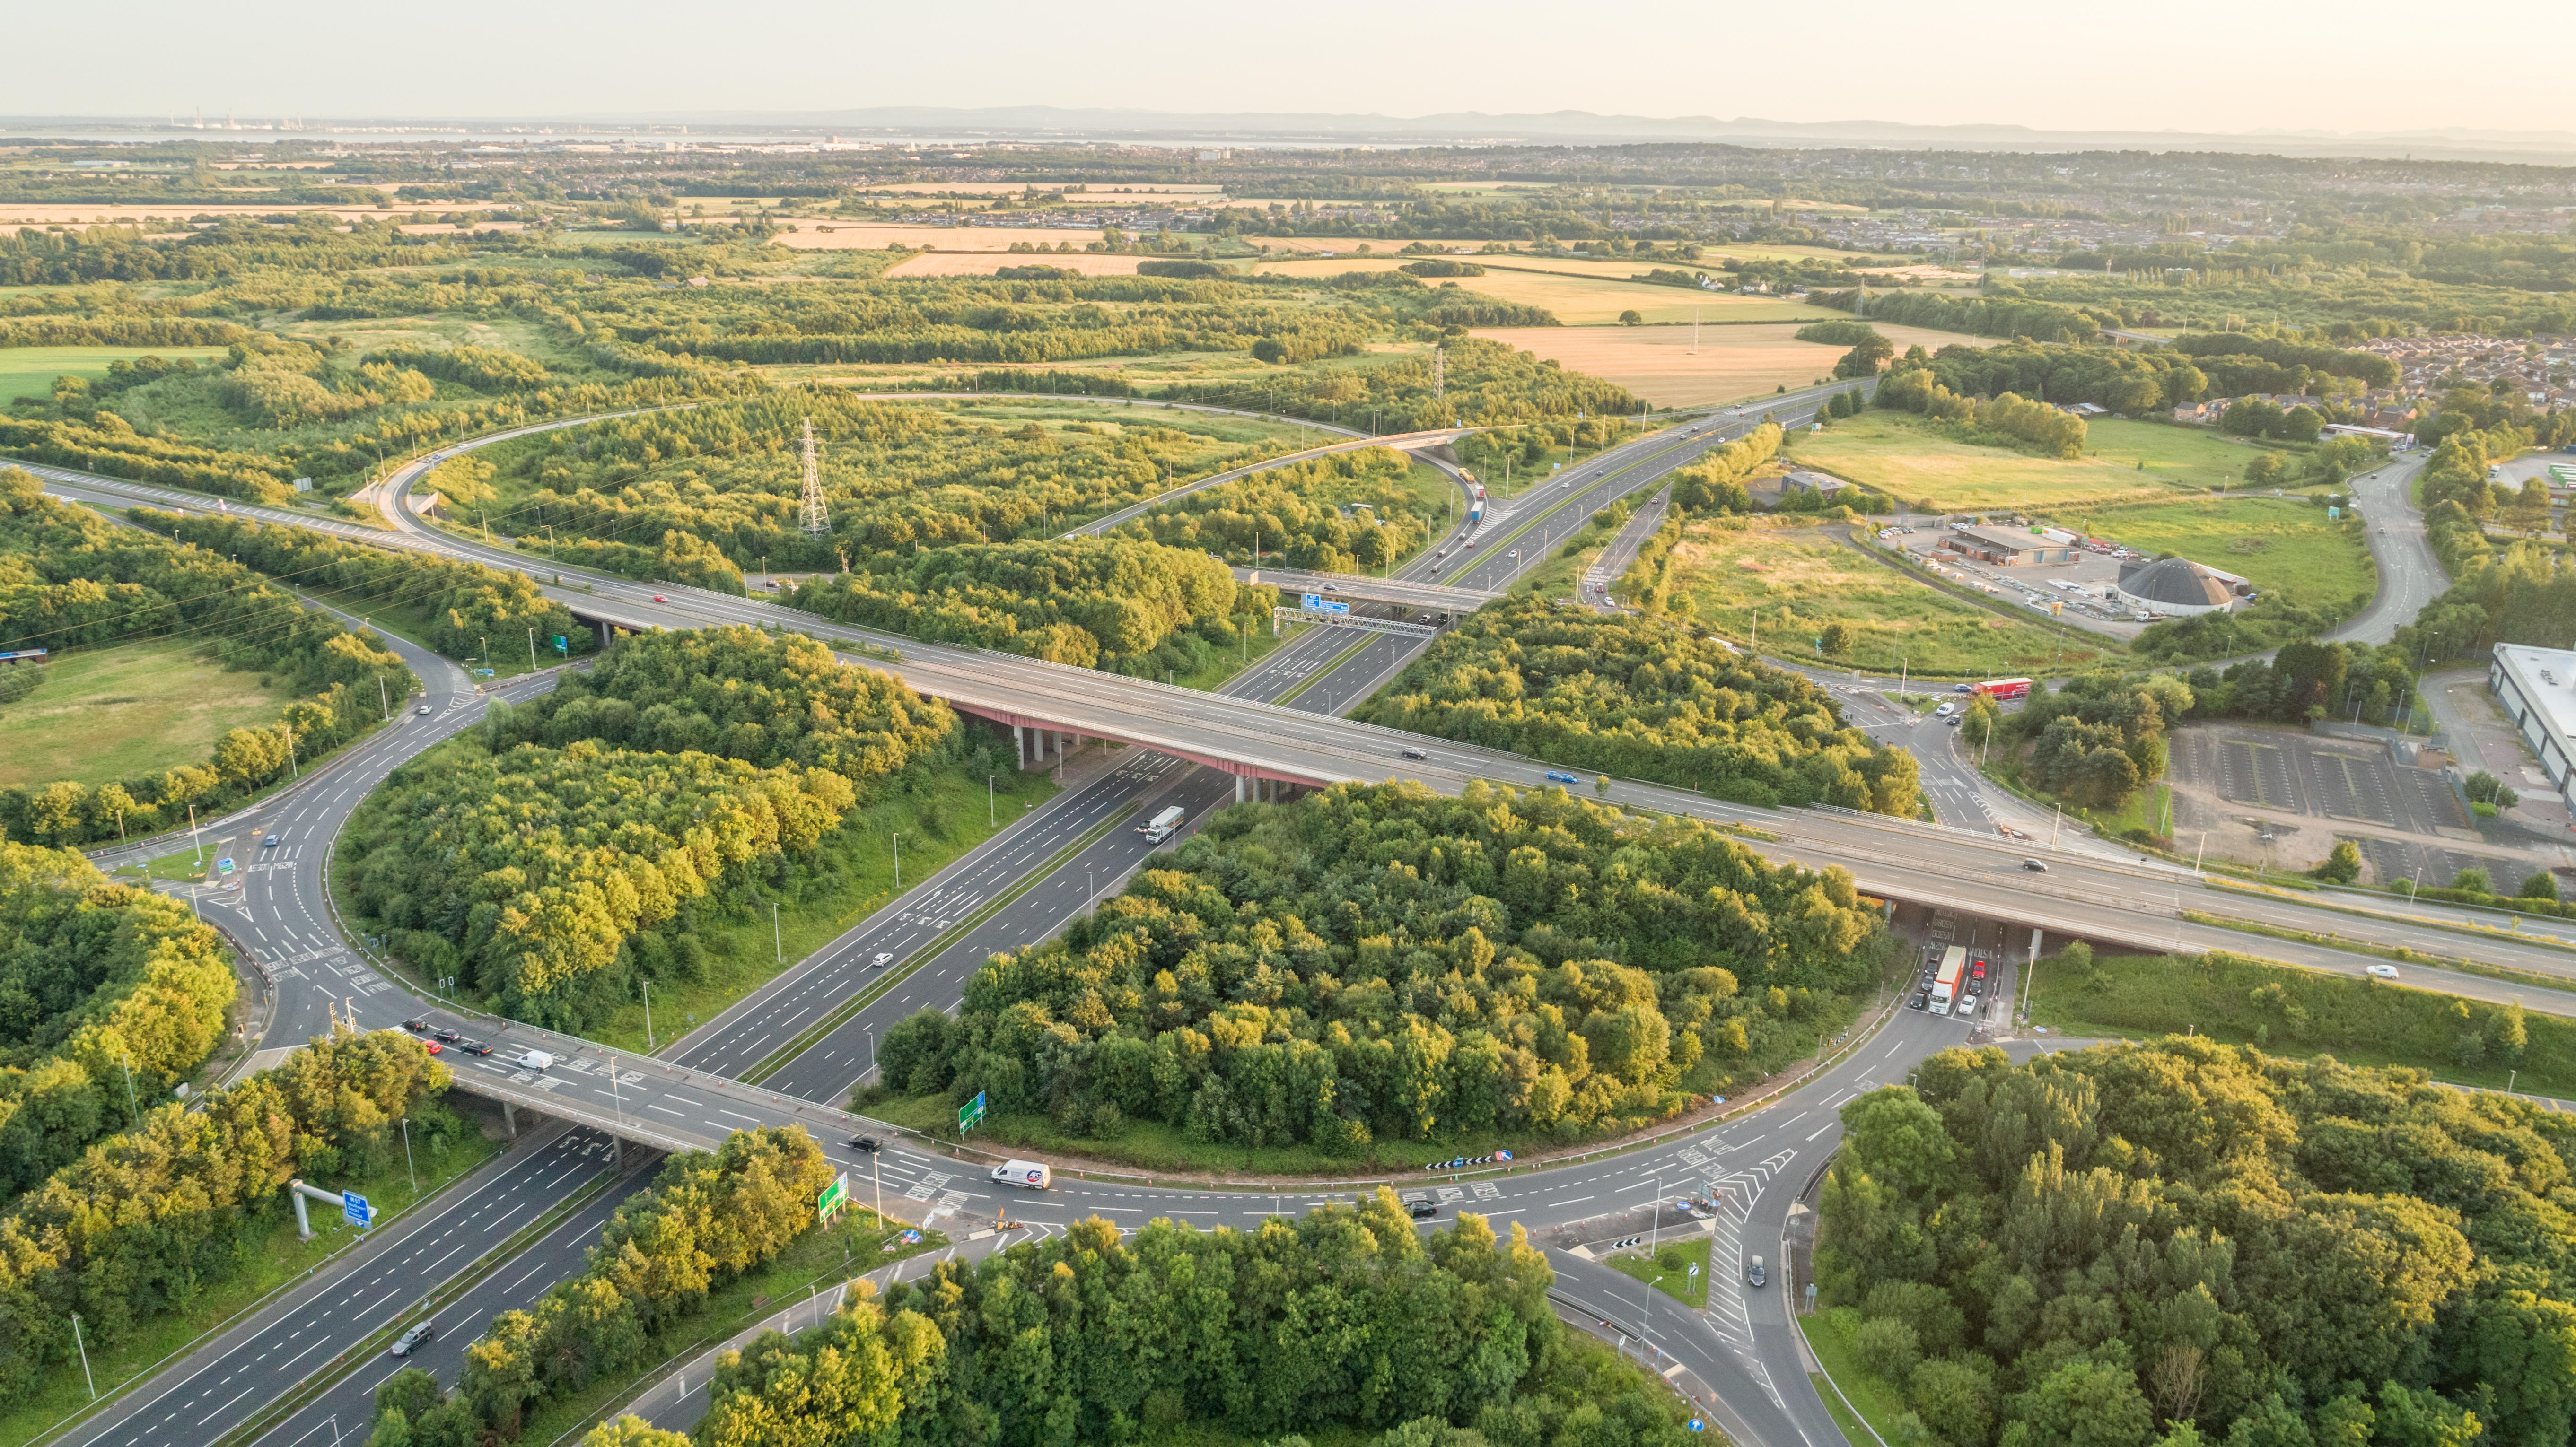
872,952 -> 895,969
1935,702 -> 1954,716
2366,963 -> 2401,980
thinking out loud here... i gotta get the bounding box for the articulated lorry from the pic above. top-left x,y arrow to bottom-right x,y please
1139,805 -> 1185,844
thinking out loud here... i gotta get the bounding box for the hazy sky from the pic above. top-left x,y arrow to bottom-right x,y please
15,0 -> 2567,138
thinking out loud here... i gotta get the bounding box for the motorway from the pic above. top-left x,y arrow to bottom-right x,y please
38,385 -> 2570,1447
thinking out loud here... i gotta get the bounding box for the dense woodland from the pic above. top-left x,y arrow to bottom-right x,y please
0,843 -> 237,1202
1363,601 -> 1921,815
0,1029 -> 456,1408
0,472 -> 418,846
369,1127 -> 835,1447
789,536 -> 1270,677
1112,445 -> 1449,572
876,783 -> 1888,1152
346,628 -> 957,1026
1820,1039 -> 2576,1447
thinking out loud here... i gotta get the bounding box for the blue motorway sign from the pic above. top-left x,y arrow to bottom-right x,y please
1689,1421 -> 1705,1433
342,1190 -> 372,1228
1300,593 -> 1351,615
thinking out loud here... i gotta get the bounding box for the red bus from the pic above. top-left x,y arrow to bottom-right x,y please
1975,677 -> 2033,702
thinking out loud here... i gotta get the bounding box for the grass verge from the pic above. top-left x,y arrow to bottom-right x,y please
1603,1237 -> 1711,1307
0,1124 -> 501,1447
1800,1308 -> 1910,1447
0,637 -> 296,791
2027,948 -> 2575,1095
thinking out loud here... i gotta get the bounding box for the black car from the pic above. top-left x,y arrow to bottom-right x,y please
1402,1193 -> 1439,1220
1910,989 -> 1930,1011
434,1028 -> 462,1043
1401,748 -> 1428,761
402,1019 -> 429,1033
847,1135 -> 883,1154
459,1040 -> 493,1056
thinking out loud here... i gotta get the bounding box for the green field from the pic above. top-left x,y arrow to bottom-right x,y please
0,345 -> 232,403
2027,949 -> 2573,1097
2067,496 -> 2374,608
1674,520 -> 2117,677
0,638 -> 295,790
1787,411 -> 2292,512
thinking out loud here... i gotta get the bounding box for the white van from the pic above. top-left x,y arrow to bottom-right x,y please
990,1159 -> 1051,1190
517,1050 -> 554,1071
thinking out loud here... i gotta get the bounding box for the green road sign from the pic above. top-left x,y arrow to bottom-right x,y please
959,1090 -> 988,1133
552,635 -> 570,654
817,1170 -> 848,1223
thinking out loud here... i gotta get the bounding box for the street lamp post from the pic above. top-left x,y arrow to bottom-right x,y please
401,1116 -> 416,1195
644,979 -> 655,1051
71,1314 -> 94,1401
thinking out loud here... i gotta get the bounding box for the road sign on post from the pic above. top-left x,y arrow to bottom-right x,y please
342,1191 -> 371,1228
959,1091 -> 988,1133
817,1171 -> 848,1223
552,635 -> 570,654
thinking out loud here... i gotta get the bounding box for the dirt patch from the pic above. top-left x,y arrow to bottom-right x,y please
1472,322 -> 1989,408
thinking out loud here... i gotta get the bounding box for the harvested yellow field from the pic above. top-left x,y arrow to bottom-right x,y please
1469,322 -> 1989,408
1250,258 -> 1839,325
771,225 -> 1107,252
885,251 -> 1151,278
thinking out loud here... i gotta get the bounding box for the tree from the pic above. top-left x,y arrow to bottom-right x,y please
2452,866 -> 2494,896
2519,872 -> 2559,902
1618,310 -> 1644,326
2243,453 -> 2286,488
2008,1359 -> 2154,1447
1821,621 -> 1856,658
2313,840 -> 2363,885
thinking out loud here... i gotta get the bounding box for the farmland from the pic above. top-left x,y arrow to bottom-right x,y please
1470,321 -> 1983,408
0,345 -> 231,402
1671,518 -> 2115,676
0,638 -> 295,791
1253,256 -> 1840,324
1785,410 -> 2282,511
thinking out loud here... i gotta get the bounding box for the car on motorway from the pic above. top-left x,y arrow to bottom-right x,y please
652,594 -> 667,602
458,1040 -> 492,1055
1935,702 -> 1954,716
263,834 -> 279,847
416,704 -> 432,715
1971,959 -> 1988,983
1953,683 -> 1975,694
991,1159 -> 1051,1189
847,1135 -> 883,1153
872,951 -> 894,969
1401,747 -> 1427,761
1946,716 -> 1962,728
403,1018 -> 429,1032
2023,858 -> 2048,872
1321,582 -> 1341,592
2366,963 -> 2401,979
1957,995 -> 1980,1019
389,1320 -> 436,1358
1544,770 -> 1580,784
434,1028 -> 461,1043
422,1041 -> 442,1055
1911,989 -> 1930,1011
1744,1255 -> 1767,1288
1402,1192 -> 1440,1219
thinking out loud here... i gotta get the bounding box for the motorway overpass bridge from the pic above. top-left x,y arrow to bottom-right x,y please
1238,565 -> 1503,610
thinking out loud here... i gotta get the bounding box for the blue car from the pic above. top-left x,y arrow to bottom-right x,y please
1544,770 -> 1580,785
